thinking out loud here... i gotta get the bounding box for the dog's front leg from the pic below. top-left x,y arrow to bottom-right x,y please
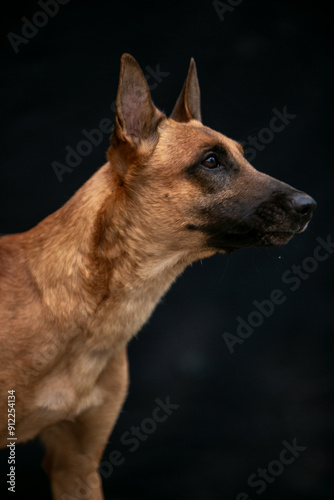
40,348 -> 129,500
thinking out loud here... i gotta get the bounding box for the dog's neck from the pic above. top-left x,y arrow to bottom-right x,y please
25,163 -> 191,331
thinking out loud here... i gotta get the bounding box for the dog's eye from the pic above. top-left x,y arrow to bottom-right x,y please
202,155 -> 220,169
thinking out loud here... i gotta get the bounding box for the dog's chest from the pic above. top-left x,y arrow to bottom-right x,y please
34,346 -> 110,417
32,259 -> 185,423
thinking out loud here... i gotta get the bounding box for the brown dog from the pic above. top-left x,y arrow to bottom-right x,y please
0,54 -> 316,499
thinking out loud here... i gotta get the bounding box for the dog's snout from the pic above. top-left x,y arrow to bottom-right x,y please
289,192 -> 317,217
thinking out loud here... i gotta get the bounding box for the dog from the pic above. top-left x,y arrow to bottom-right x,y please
0,53 -> 316,499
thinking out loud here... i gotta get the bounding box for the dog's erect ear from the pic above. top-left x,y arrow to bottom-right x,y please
113,54 -> 164,144
170,58 -> 201,123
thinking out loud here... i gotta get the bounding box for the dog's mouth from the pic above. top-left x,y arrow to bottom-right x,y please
250,220 -> 310,245
207,221 -> 310,252
219,229 -> 294,252
241,228 -> 295,246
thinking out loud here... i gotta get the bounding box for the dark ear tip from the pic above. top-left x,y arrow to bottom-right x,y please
188,58 -> 198,80
120,53 -> 139,67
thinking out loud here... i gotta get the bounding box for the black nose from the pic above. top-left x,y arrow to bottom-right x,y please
290,192 -> 317,216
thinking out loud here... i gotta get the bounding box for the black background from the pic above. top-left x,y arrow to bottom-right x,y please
0,1 -> 333,499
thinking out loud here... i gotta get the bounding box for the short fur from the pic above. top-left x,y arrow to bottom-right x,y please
0,54 -> 316,499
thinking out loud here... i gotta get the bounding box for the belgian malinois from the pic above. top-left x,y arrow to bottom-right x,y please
0,54 -> 316,499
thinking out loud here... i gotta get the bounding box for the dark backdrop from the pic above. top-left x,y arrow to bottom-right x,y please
0,1 -> 333,499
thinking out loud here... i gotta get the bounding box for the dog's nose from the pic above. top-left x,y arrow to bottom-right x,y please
290,192 -> 317,216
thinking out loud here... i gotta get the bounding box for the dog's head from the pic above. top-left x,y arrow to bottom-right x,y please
107,54 -> 316,258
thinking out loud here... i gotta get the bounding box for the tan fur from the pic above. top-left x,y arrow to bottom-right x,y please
0,54 -> 315,499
